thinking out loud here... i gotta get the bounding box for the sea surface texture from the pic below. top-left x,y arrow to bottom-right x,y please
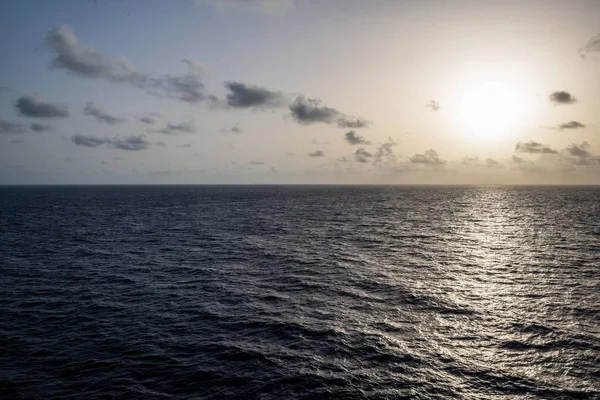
1,185 -> 599,399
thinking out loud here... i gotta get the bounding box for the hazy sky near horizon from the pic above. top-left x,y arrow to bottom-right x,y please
1,0 -> 600,184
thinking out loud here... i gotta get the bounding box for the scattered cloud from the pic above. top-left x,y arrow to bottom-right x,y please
3,164 -> 25,169
461,156 -> 480,166
558,121 -> 585,130
460,156 -> 502,168
289,97 -> 337,125
220,123 -> 242,133
148,170 -> 174,177
112,136 -> 153,151
84,102 -> 126,124
426,100 -> 440,111
71,134 -> 154,151
161,73 -> 206,103
579,33 -> 600,59
224,81 -> 285,109
564,142 -> 591,158
14,94 -> 69,118
176,143 -> 193,148
289,96 -> 370,128
374,137 -> 398,164
71,134 -> 106,148
30,123 -> 54,132
139,112 -> 160,125
157,121 -> 196,134
515,141 -> 557,154
549,91 -> 576,105
249,161 -> 265,165
484,158 -> 503,168
510,155 -> 542,172
181,59 -> 207,76
562,142 -> 600,166
46,25 -> 207,103
0,119 -> 28,134
0,86 -> 10,93
195,0 -> 294,15
410,149 -> 446,165
344,130 -> 370,145
308,150 -> 325,157
337,116 -> 371,129
354,148 -> 373,163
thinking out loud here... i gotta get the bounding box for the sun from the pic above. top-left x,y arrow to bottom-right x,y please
456,81 -> 526,138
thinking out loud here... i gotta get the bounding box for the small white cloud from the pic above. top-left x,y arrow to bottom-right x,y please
195,0 -> 295,15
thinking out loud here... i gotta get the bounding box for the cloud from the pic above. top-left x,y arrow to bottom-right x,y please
30,123 -> 54,132
308,150 -> 325,157
515,141 -> 557,154
111,135 -> 152,151
14,94 -> 69,118
157,121 -> 196,134
461,156 -> 479,165
181,59 -> 207,76
4,164 -> 25,169
139,112 -> 160,125
84,102 -> 126,124
195,0 -> 294,15
579,33 -> 600,59
484,158 -> 503,168
176,143 -> 193,148
288,96 -> 370,129
289,97 -> 338,124
0,86 -> 10,93
564,142 -> 591,158
558,121 -> 585,130
426,100 -> 440,111
549,91 -> 576,105
71,134 -> 106,148
140,116 -> 156,125
224,81 -> 285,109
374,137 -> 398,164
161,73 -> 206,103
344,130 -> 370,145
354,148 -> 373,163
460,156 -> 502,168
249,161 -> 265,165
511,155 -> 526,164
337,116 -> 371,129
71,134 -> 153,151
562,142 -> 600,166
220,123 -> 242,133
0,119 -> 28,134
410,149 -> 446,165
46,25 -> 206,103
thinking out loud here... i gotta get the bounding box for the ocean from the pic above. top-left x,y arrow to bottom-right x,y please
1,185 -> 599,399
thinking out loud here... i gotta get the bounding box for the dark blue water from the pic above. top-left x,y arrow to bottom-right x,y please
1,185 -> 599,399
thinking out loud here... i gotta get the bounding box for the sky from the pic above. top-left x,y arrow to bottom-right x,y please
1,0 -> 600,184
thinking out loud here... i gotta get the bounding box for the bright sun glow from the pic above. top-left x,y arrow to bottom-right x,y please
456,81 -> 526,138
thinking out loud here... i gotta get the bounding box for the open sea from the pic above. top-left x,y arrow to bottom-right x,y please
1,185 -> 599,399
